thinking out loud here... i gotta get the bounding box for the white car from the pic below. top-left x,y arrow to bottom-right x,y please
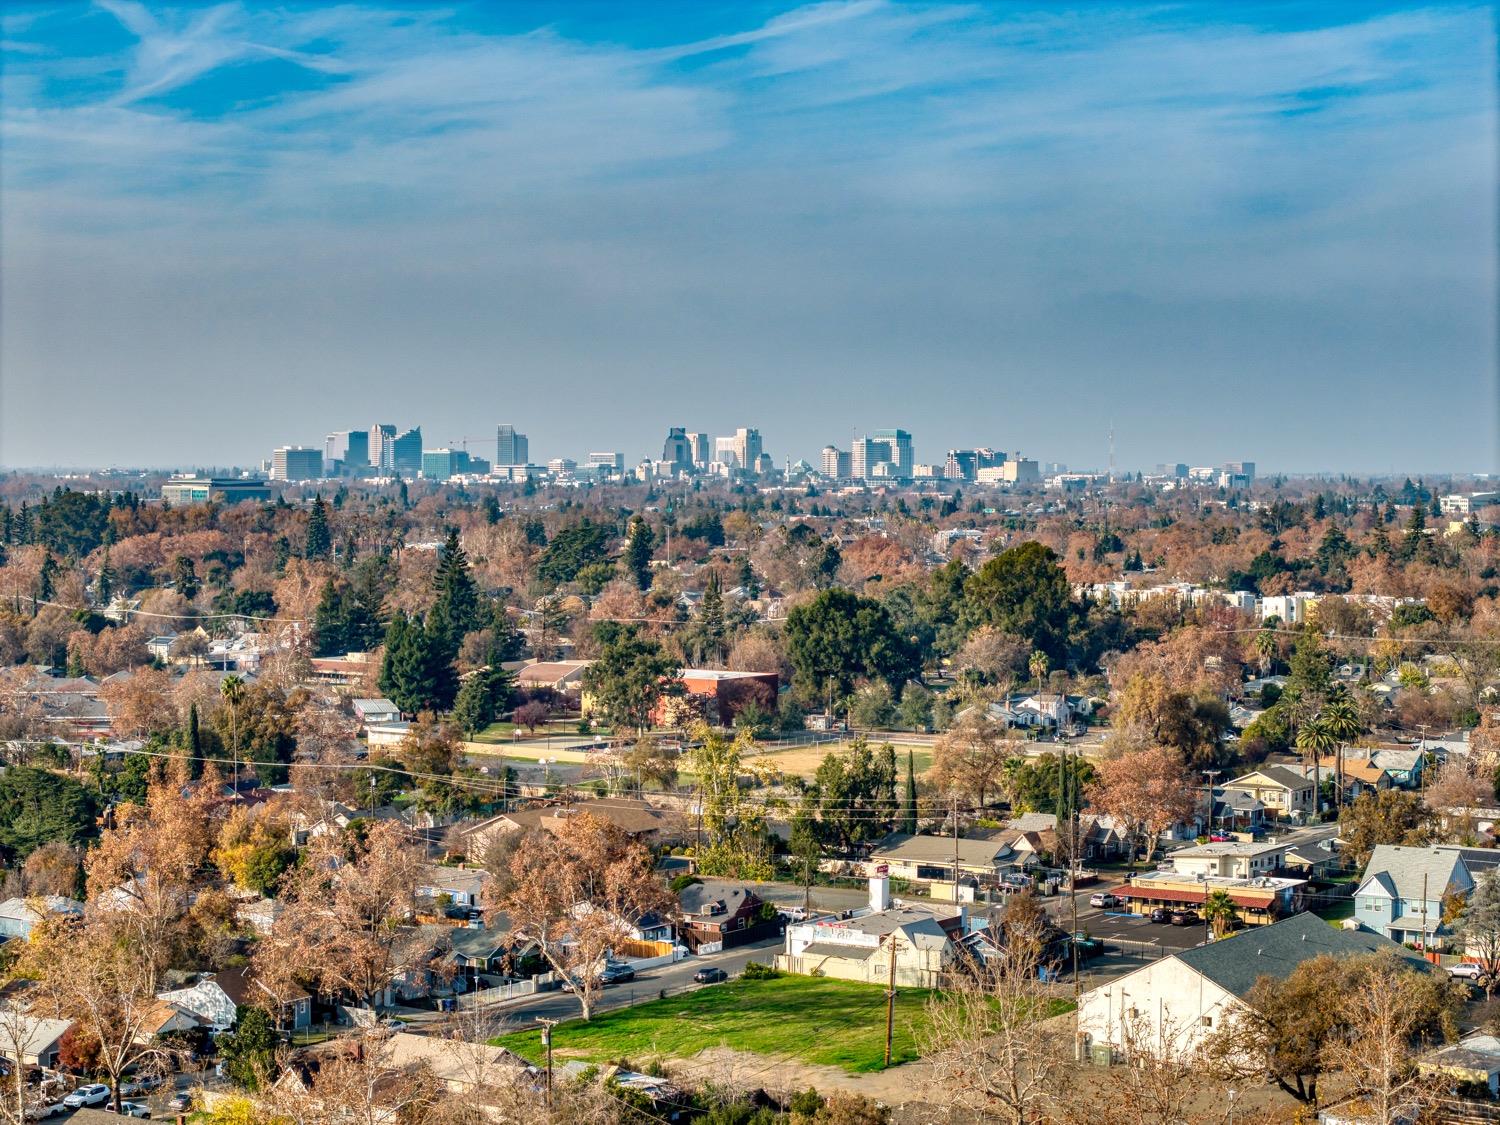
23,1104 -> 68,1121
1089,893 -> 1117,909
63,1084 -> 111,1108
379,1018 -> 408,1032
1447,962 -> 1484,980
108,1102 -> 152,1118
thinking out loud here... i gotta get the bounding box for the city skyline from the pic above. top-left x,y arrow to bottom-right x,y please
1,1 -> 1495,473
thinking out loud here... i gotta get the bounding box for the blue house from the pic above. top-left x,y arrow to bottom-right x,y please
1355,845 -> 1474,949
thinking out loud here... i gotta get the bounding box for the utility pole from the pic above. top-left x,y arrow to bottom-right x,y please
884,931 -> 900,1067
539,1018 -> 557,1113
951,796 -> 960,905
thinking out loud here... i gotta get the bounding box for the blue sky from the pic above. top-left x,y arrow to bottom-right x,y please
0,1 -> 1494,472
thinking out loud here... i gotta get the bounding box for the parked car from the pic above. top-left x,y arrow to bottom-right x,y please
165,1092 -> 193,1113
64,1085 -> 112,1109
1088,893 -> 1117,909
693,966 -> 728,984
107,1102 -> 152,1118
23,1104 -> 68,1121
1209,833 -> 1231,842
1447,962 -> 1484,980
1170,909 -> 1201,926
1069,932 -> 1105,960
1148,907 -> 1172,924
379,1018 -> 408,1032
120,1076 -> 163,1097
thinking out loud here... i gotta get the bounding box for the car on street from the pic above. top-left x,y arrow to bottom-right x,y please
1148,907 -> 1172,924
603,964 -> 636,984
693,966 -> 728,984
1170,909 -> 1201,926
165,1092 -> 193,1113
1088,893 -> 1117,909
1448,962 -> 1484,980
64,1085 -> 112,1109
106,1102 -> 152,1117
23,1103 -> 68,1121
378,1018 -> 408,1032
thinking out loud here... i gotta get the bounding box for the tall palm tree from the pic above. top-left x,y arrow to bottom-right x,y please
1320,693 -> 1365,809
1028,650 -> 1049,697
220,674 -> 245,791
1296,717 -> 1338,818
1254,629 -> 1277,677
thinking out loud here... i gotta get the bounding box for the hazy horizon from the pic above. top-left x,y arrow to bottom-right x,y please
2,1 -> 1496,474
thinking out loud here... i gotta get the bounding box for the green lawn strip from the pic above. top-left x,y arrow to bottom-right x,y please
1315,899 -> 1356,923
493,976 -> 936,1073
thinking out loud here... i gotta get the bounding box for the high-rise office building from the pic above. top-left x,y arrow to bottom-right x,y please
271,447 -> 323,481
713,435 -> 739,468
325,430 -> 369,470
588,451 -> 625,474
495,425 -> 529,467
732,428 -> 763,473
422,449 -> 461,481
369,424 -> 398,474
821,445 -> 851,479
686,432 -> 711,469
1223,461 -> 1255,481
945,448 -> 1005,481
851,436 -> 890,479
871,429 -> 913,477
392,427 -> 423,477
662,428 -> 692,469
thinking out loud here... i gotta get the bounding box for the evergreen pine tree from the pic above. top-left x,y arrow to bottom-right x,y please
96,547 -> 117,606
305,496 -> 332,561
35,551 -> 57,605
698,570 -> 726,664
738,555 -> 759,598
451,671 -> 496,736
313,578 -> 346,657
341,534 -> 358,570
424,615 -> 460,711
902,749 -> 918,834
188,702 -> 202,762
625,517 -> 655,591
430,529 -> 479,650
379,612 -> 436,715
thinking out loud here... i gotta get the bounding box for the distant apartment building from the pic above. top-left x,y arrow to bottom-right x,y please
1441,492 -> 1499,515
1154,463 -> 1189,479
976,456 -> 1040,485
325,430 -> 370,471
662,428 -> 693,469
1223,461 -> 1256,481
161,476 -> 272,506
495,425 -> 529,467
821,445 -> 851,479
686,432 -> 711,469
548,457 -> 577,474
271,446 -> 323,482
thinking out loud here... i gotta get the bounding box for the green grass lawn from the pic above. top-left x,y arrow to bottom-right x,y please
493,975 -> 938,1073
1315,899 -> 1356,923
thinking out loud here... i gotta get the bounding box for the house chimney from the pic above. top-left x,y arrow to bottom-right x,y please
870,868 -> 891,912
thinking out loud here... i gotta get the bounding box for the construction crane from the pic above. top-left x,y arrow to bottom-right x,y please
449,436 -> 491,454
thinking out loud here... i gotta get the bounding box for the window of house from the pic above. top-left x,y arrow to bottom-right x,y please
1201,1016 -> 1213,1027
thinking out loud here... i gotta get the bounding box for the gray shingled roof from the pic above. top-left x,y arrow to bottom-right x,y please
1359,845 -> 1474,902
1174,911 -> 1424,999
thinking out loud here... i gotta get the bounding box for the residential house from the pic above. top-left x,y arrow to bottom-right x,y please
1004,812 -> 1129,863
417,865 -> 493,913
1369,745 -> 1428,789
1297,755 -> 1390,804
157,977 -> 240,1032
675,881 -> 775,953
0,896 -> 83,941
448,924 -> 533,981
868,832 -> 1028,889
0,1011 -> 73,1069
365,720 -> 412,749
1222,766 -> 1316,820
353,698 -> 401,726
215,966 -> 313,1031
1078,912 -> 1426,1060
452,798 -> 677,864
779,875 -> 961,988
1210,788 -> 1267,832
137,999 -> 204,1041
1421,1033 -> 1500,1098
516,660 -> 591,696
1354,844 -> 1476,949
1167,840 -> 1290,879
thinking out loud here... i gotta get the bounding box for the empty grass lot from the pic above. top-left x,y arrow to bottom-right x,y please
493,974 -> 939,1073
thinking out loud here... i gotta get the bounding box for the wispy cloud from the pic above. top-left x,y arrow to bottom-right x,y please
0,1 -> 1493,471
